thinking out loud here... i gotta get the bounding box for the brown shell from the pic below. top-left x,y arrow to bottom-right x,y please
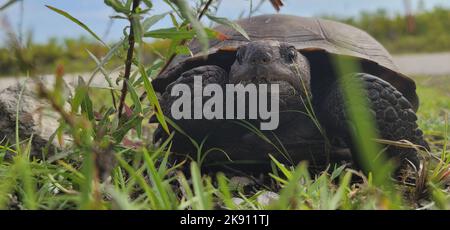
155,14 -> 418,110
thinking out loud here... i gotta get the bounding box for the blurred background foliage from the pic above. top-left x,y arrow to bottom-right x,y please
332,6 -> 450,54
0,34 -> 170,76
0,5 -> 449,77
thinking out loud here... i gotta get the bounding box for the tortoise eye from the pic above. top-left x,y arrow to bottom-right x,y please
287,47 -> 297,62
236,47 -> 245,64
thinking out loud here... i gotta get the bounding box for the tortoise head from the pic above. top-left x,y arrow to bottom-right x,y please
229,40 -> 311,99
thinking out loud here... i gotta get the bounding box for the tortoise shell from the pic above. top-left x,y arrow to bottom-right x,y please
153,14 -> 419,111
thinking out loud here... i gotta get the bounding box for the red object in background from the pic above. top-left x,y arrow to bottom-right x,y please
404,0 -> 416,33
270,0 -> 284,12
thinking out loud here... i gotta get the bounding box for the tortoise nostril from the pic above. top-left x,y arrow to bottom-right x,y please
250,52 -> 272,64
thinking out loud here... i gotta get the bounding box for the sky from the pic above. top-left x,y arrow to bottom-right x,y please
1,0 -> 450,44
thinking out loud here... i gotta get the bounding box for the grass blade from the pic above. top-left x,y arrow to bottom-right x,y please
333,56 -> 394,186
190,161 -> 210,210
46,5 -> 106,47
140,65 -> 170,134
206,13 -> 250,40
217,173 -> 237,210
0,0 -> 18,11
142,148 -> 173,210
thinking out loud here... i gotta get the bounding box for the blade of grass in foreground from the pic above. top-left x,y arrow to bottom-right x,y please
14,154 -> 37,210
14,79 -> 37,210
79,148 -> 95,210
116,154 -> 160,209
142,148 -> 173,210
0,0 -> 19,11
46,5 -> 107,47
140,65 -> 170,134
190,161 -> 212,210
333,56 -> 403,209
270,162 -> 310,210
216,173 -> 237,210
0,162 -> 18,208
332,56 -> 394,187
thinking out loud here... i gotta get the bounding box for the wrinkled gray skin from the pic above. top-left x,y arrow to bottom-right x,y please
230,41 -> 309,95
156,40 -> 427,173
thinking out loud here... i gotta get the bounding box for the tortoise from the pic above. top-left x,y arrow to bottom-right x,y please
151,14 -> 428,172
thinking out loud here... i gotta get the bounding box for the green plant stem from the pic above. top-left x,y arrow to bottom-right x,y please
198,0 -> 213,20
118,0 -> 141,119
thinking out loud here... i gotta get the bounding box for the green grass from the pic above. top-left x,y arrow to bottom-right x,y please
413,75 -> 450,209
0,74 -> 448,210
415,76 -> 450,137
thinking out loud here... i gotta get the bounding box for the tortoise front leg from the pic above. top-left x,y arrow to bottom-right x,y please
153,65 -> 228,146
318,73 -> 428,169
